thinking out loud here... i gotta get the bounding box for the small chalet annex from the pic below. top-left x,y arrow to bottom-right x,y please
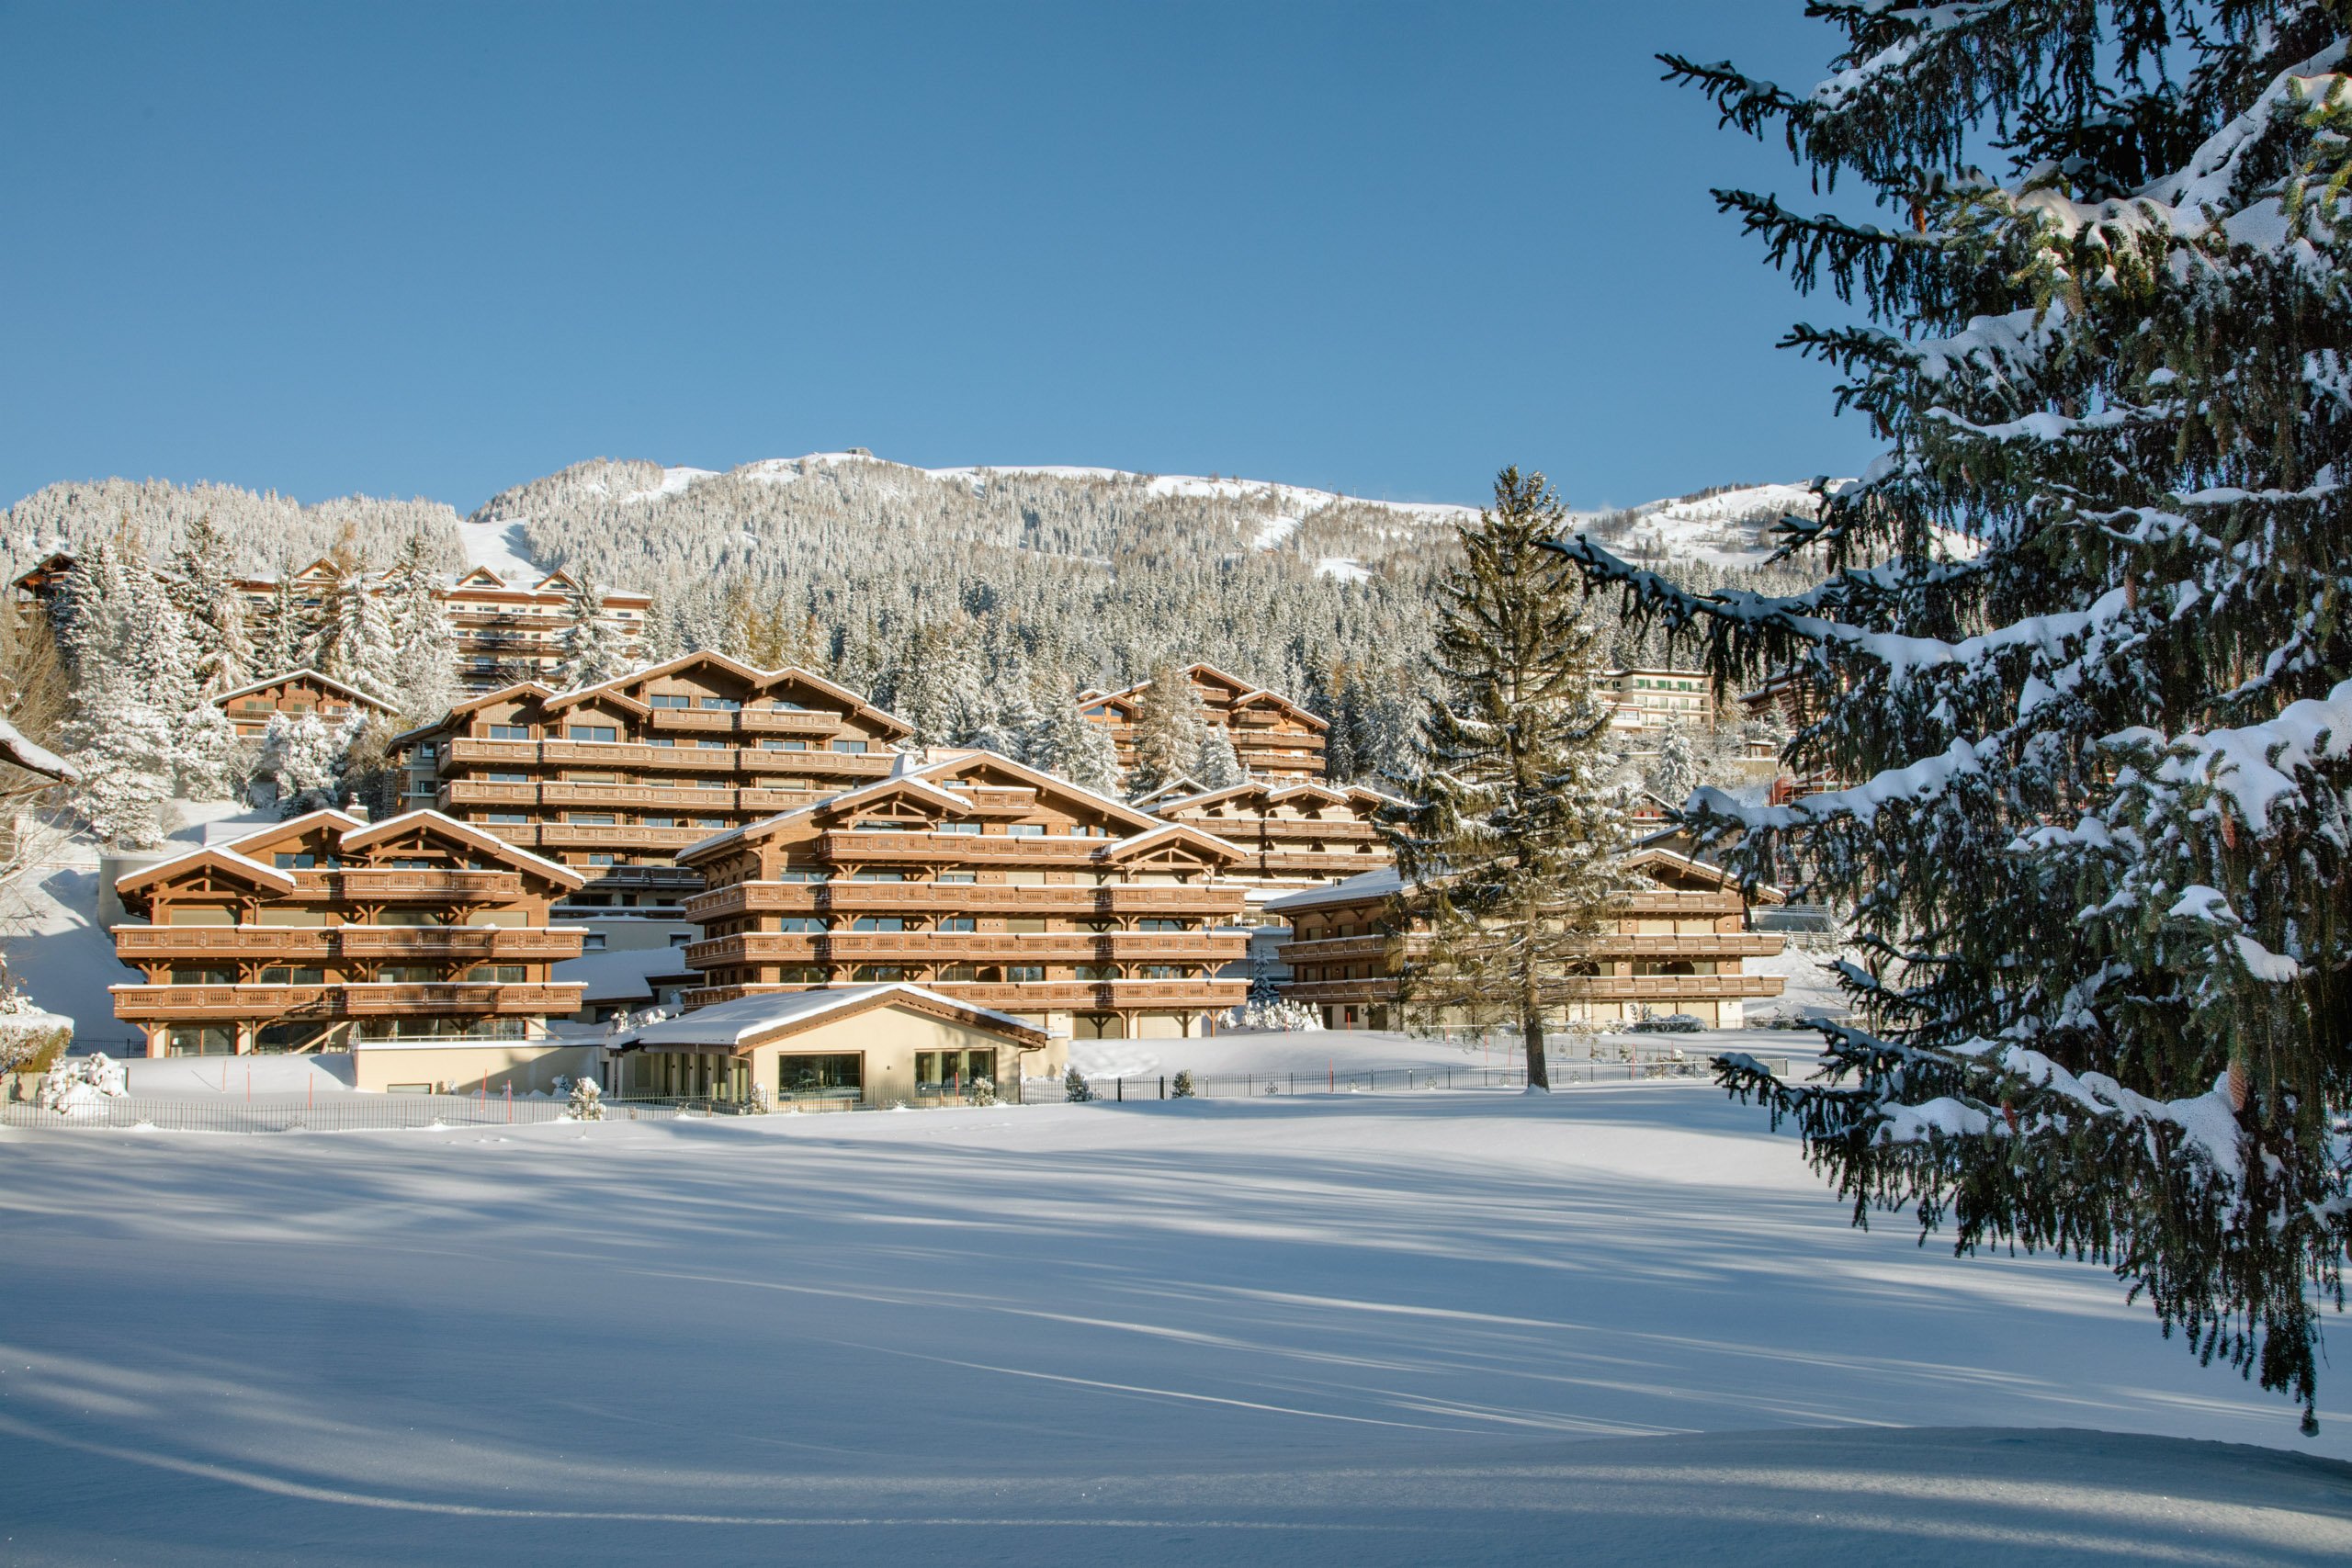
109,808 -> 586,1057
1269,849 -> 1788,1031
678,750 -> 1250,1041
213,669 -> 399,739
1080,662 -> 1328,781
390,651 -> 915,915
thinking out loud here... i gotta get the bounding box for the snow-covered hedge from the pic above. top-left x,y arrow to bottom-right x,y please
1219,999 -> 1324,1033
37,1053 -> 127,1115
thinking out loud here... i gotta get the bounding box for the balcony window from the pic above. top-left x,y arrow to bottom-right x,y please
775,964 -> 826,983
937,871 -> 976,884
695,818 -> 726,829
645,817 -> 677,828
831,739 -> 868,754
696,778 -> 728,788
697,740 -> 729,750
852,964 -> 910,981
935,821 -> 979,835
1135,919 -> 1190,932
168,966 -> 234,985
851,871 -> 906,883
375,965 -> 438,983
699,697 -> 741,711
649,738 -> 675,748
771,700 -> 808,711
777,1052 -> 861,1102
778,869 -> 831,883
465,964 -> 528,983
274,852 -> 321,869
1139,964 -> 1190,980
650,694 -> 690,708
1005,965 -> 1046,983
1007,823 -> 1045,838
936,964 -> 978,982
938,917 -> 975,932
763,739 -> 807,750
485,812 -> 527,825
486,772 -> 528,784
570,726 -> 617,743
258,967 -> 326,985
587,853 -> 617,866
1075,964 -> 1118,981
851,917 -> 907,931
488,725 -> 531,741
571,814 -> 616,826
774,918 -> 826,932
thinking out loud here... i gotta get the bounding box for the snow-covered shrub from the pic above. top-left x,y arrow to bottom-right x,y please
1170,1069 -> 1194,1099
1220,998 -> 1323,1032
969,1076 -> 997,1107
1063,1066 -> 1092,1103
566,1077 -> 604,1121
38,1053 -> 127,1115
0,966 -> 72,1078
1627,1012 -> 1704,1035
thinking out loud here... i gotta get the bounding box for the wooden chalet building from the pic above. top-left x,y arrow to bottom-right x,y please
214,669 -> 399,739
1080,662 -> 1328,781
108,808 -> 586,1057
677,750 -> 1250,1042
1145,779 -> 1400,899
390,652 -> 916,916
1268,849 -> 1788,1032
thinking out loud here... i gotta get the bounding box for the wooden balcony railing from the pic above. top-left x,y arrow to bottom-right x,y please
113,982 -> 585,1022
332,870 -> 526,902
115,928 -> 577,962
682,978 -> 1248,1011
500,824 -> 718,851
684,931 -> 1246,967
684,881 -> 1246,922
816,831 -> 1111,863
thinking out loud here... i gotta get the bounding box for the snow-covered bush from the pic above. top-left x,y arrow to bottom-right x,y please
38,1053 -> 127,1116
1220,998 -> 1323,1032
969,1076 -> 997,1107
1170,1069 -> 1195,1099
1063,1066 -> 1092,1103
565,1077 -> 604,1121
1627,1013 -> 1704,1035
0,967 -> 72,1077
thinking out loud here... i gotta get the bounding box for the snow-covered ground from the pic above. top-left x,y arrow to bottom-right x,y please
3,1087 -> 2345,1564
451,514 -> 546,580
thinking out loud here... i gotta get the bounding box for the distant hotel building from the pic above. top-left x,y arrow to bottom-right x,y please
1080,662 -> 1328,780
676,750 -> 1250,1042
1268,849 -> 1787,1032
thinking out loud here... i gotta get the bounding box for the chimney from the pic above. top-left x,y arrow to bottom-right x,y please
343,794 -> 370,822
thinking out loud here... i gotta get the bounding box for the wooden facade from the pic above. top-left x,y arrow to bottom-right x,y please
214,669 -> 400,739
1080,662 -> 1328,781
390,651 -> 916,914
677,750 -> 1250,1039
1145,779 -> 1400,897
1268,850 -> 1787,1031
1595,668 -> 1715,739
108,808 -> 586,1057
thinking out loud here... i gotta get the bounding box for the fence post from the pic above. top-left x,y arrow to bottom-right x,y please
1116,1077 -> 1123,1103
1159,1076 -> 1165,1100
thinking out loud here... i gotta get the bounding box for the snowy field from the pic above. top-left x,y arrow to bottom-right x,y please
4,1085 -> 2347,1565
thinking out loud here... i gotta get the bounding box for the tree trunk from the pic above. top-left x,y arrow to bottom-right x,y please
1521,962 -> 1549,1091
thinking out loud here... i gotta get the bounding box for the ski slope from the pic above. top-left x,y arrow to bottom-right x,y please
4,1086 -> 2344,1564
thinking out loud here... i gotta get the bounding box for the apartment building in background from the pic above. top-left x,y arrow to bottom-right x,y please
1143,779 -> 1400,901
1268,848 -> 1787,1032
1595,668 -> 1715,739
1079,662 -> 1328,780
677,750 -> 1250,1042
107,808 -> 586,1058
390,652 -> 915,919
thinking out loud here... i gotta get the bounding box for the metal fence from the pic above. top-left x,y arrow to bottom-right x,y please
1078,1055 -> 1791,1101
0,1090 -> 696,1134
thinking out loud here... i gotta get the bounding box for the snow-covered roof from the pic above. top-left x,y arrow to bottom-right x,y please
1262,867 -> 1408,914
0,715 -> 74,782
553,944 -> 701,1004
342,809 -> 587,887
617,983 -> 1048,1049
210,669 -> 399,714
113,843 -> 301,898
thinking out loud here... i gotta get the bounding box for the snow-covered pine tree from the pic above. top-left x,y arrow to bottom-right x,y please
1645,723 -> 1699,810
556,578 -> 633,691
1191,720 -> 1246,790
1126,663 -> 1204,796
70,677 -> 175,849
1553,4 -> 2352,1431
165,514 -> 251,696
1382,468 -> 1628,1090
255,712 -> 345,816
171,698 -> 243,801
311,566 -> 401,707
384,534 -> 459,723
1025,682 -> 1124,794
249,574 -> 308,676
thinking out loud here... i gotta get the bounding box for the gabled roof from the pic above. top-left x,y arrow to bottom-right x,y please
341,809 -> 587,888
536,650 -> 914,737
1623,846 -> 1787,905
1130,775 -> 1208,807
387,681 -> 558,746
113,845 -> 300,899
1263,866 -> 1407,915
617,982 -> 1050,1051
1154,778 -> 1405,815
211,668 -> 399,715
533,569 -> 582,593
453,566 -> 509,588
1092,820 -> 1248,864
1083,661 -> 1327,731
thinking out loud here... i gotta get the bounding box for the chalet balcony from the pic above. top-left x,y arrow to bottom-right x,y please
1273,932 -> 1779,965
1280,978 -> 1402,1004
283,869 -> 526,902
113,982 -> 585,1022
815,830 -> 1112,864
684,931 -> 1248,967
498,824 -> 718,851
1209,818 -> 1383,841
685,881 -> 1247,922
1270,935 -> 1398,965
115,928 -> 578,962
682,978 -> 1249,1012
735,750 -> 896,779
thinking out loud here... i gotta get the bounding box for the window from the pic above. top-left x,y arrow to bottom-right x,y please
777,868 -> 831,883
831,739 -> 868,753
648,738 -> 675,748
778,1053 -> 861,1102
771,699 -> 808,712
696,778 -> 728,788
569,726 -> 617,743
850,917 -> 906,931
775,964 -> 826,983
650,694 -> 690,709
697,740 -> 729,750
937,871 -> 976,884
1006,965 -> 1046,983
587,853 -> 616,866
257,965 -> 325,985
774,917 -> 826,933
485,812 -> 527,825
936,964 -> 978,982
486,772 -> 527,784
571,814 -> 616,826
938,917 -> 975,932
1136,919 -> 1189,932
695,818 -> 726,829
644,817 -> 676,828
1008,823 -> 1046,838
167,1025 -> 238,1056
1075,964 -> 1118,981
1139,964 -> 1188,979
487,724 -> 531,741
274,852 -> 318,869
852,964 -> 910,981
169,966 -> 234,985
936,820 -> 980,835
568,773 -> 616,784
916,1048 -> 997,1095
375,965 -> 439,983
465,964 -> 527,983
851,871 -> 906,883
699,697 -> 741,711
763,739 -> 807,750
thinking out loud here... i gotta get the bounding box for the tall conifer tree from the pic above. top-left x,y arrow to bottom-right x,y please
1555,4 -> 2352,1428
1383,469 -> 1627,1089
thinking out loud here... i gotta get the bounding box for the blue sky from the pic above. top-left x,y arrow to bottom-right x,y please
2,3 -> 1880,514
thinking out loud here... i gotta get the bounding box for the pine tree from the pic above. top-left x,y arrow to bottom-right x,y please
1191,721 -> 1246,790
1126,663 -> 1204,795
1026,683 -> 1124,795
70,677 -> 175,849
171,699 -> 243,801
1383,468 -> 1628,1090
311,567 -> 400,706
1645,724 -> 1699,810
1555,5 -> 2352,1430
166,514 -> 250,696
385,534 -> 459,723
250,575 -> 307,675
556,578 -> 632,691
255,712 -> 345,816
